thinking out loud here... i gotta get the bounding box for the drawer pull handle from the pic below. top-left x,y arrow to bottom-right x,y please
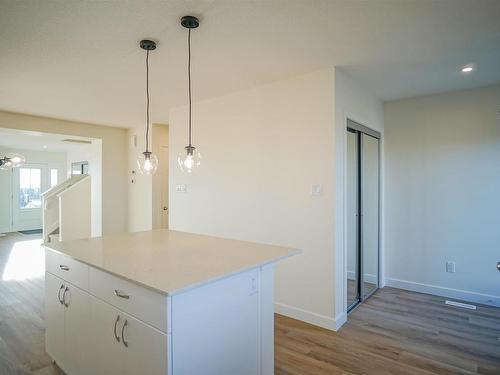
62,287 -> 70,308
59,265 -> 70,271
114,315 -> 121,342
114,290 -> 130,299
121,319 -> 128,347
58,284 -> 65,304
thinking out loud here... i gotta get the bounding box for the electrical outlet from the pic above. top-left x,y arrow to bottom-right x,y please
446,261 -> 456,273
176,184 -> 187,193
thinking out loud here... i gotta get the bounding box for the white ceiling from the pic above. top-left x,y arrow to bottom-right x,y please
1,0 -> 499,128
0,128 -> 94,152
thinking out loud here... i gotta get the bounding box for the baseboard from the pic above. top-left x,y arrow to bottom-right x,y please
347,270 -> 378,284
385,277 -> 500,308
275,302 -> 345,331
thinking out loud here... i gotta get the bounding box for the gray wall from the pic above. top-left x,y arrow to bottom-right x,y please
384,84 -> 500,306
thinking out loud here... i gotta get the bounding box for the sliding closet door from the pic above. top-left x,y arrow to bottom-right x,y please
346,120 -> 380,312
346,130 -> 360,309
361,134 -> 380,299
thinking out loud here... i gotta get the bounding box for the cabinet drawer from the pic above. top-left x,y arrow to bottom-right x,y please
89,267 -> 168,333
46,249 -> 89,290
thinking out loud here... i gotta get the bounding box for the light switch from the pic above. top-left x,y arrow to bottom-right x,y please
311,184 -> 322,196
176,184 -> 187,193
249,276 -> 259,295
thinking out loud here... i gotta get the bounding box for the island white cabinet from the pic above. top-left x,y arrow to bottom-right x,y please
45,273 -> 91,375
44,229 -> 297,375
88,297 -> 168,375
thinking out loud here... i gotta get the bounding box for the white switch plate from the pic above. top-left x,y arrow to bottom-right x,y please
311,184 -> 322,196
446,261 -> 455,273
249,276 -> 259,295
176,184 -> 187,193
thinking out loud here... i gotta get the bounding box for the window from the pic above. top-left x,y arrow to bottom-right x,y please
19,168 -> 42,209
50,169 -> 58,188
71,161 -> 89,176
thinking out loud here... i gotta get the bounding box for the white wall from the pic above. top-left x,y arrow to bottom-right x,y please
127,124 -> 152,232
169,69 -> 338,329
127,123 -> 169,232
0,111 -> 128,234
334,68 -> 384,324
66,140 -> 103,237
384,84 -> 500,307
0,147 -> 66,232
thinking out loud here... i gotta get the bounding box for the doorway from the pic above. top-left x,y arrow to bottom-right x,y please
11,163 -> 62,231
152,124 -> 169,229
346,119 -> 380,312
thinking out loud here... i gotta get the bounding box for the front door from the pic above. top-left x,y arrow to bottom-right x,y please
12,164 -> 48,231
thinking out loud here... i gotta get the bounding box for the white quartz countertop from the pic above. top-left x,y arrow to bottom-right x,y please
44,229 -> 298,296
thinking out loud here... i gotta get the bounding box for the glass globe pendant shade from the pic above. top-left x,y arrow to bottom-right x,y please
137,151 -> 158,175
177,146 -> 201,173
0,159 -> 11,170
7,153 -> 26,167
0,153 -> 25,170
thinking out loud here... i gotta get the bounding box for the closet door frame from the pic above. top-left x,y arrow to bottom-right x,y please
346,119 -> 381,313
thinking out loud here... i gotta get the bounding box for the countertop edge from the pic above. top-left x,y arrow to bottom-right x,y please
44,244 -> 300,297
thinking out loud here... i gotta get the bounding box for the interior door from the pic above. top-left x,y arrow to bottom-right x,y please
346,120 -> 380,312
159,145 -> 169,229
346,129 -> 360,309
45,273 -> 66,370
361,134 -> 380,299
12,164 -> 47,231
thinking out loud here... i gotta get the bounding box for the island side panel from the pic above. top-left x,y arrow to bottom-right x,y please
260,264 -> 275,375
171,268 -> 261,375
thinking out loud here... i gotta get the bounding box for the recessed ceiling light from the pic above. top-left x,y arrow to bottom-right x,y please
461,65 -> 474,73
43,145 -> 48,149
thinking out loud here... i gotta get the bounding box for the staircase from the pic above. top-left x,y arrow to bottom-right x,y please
42,175 -> 91,244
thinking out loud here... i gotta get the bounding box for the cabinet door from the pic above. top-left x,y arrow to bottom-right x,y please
120,312 -> 168,375
88,297 -> 124,375
63,283 -> 91,375
45,273 -> 66,369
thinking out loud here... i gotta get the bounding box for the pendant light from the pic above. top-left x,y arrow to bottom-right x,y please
177,16 -> 202,173
0,153 -> 25,170
137,39 -> 159,175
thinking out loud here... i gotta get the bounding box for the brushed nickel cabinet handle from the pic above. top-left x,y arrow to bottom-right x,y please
58,284 -> 65,304
59,265 -> 70,271
114,290 -> 130,299
497,262 -> 500,271
63,287 -> 70,308
114,315 -> 121,342
121,319 -> 128,348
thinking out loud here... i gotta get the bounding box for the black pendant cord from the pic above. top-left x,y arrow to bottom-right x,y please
145,49 -> 151,153
187,27 -> 192,148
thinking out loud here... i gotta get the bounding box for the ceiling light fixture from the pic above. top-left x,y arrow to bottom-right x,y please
461,65 -> 474,73
0,153 -> 26,170
178,15 -> 202,173
137,39 -> 159,175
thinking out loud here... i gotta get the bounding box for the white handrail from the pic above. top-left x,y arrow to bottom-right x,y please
42,174 -> 87,199
56,174 -> 90,198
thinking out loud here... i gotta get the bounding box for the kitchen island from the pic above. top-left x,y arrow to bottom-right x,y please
44,229 -> 298,375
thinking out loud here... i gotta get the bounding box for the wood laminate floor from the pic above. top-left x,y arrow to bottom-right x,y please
347,279 -> 377,308
1,232 -> 499,374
